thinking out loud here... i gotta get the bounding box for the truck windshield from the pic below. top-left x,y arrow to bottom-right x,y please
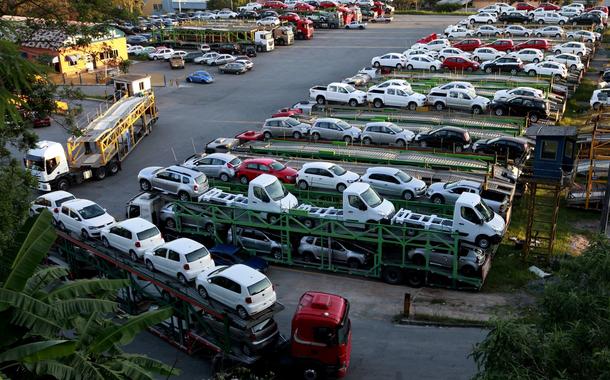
24,155 -> 44,171
266,180 -> 288,201
337,299 -> 350,345
475,201 -> 494,222
395,171 -> 412,183
329,165 -> 347,176
186,246 -> 210,262
79,204 -> 106,220
361,188 -> 383,208
344,85 -> 357,93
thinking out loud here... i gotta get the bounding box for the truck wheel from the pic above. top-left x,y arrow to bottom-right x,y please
240,176 -> 249,185
382,266 -> 403,285
107,160 -> 120,175
263,131 -> 272,140
95,167 -> 107,180
348,99 -> 358,107
57,178 -> 70,191
178,191 -> 190,202
316,96 -> 326,105
219,173 -> 230,182
406,270 -> 425,287
403,190 -> 414,200
347,258 -> 360,269
431,195 -> 444,204
476,235 -> 491,249
373,99 -> 383,108
408,102 -> 417,111
336,183 -> 347,192
140,179 -> 151,191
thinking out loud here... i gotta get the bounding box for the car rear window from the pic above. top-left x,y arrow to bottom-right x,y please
137,226 -> 160,240
56,196 -> 76,206
186,246 -> 210,262
247,278 -> 272,296
195,174 -> 207,184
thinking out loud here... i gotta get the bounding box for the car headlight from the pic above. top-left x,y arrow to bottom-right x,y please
88,226 -> 98,230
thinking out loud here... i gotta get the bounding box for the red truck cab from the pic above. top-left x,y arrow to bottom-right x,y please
296,19 -> 314,40
291,292 -> 352,378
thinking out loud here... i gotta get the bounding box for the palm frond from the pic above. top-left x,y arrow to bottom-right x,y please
87,308 -> 173,354
0,340 -> 76,363
113,360 -> 154,380
44,279 -> 128,301
11,309 -> 62,337
3,211 -> 56,292
55,298 -> 117,319
96,363 -> 124,380
25,266 -> 70,295
0,288 -> 58,325
122,353 -> 181,376
70,352 -> 105,380
25,360 -> 78,380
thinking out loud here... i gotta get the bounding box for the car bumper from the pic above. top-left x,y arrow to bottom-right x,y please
246,294 -> 277,315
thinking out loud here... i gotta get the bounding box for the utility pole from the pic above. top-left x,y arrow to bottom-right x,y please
178,0 -> 182,13
599,163 -> 610,235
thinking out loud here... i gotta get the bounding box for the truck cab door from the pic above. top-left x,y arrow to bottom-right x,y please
457,206 -> 482,241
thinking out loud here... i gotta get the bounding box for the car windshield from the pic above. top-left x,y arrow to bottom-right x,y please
56,196 -> 76,206
329,165 -> 347,176
269,161 -> 285,170
247,278 -> 272,295
388,124 -> 403,133
443,181 -> 458,189
78,204 -> 106,219
475,201 -> 494,222
286,118 -> 300,126
344,85 -> 356,93
336,120 -> 351,130
361,187 -> 383,208
395,170 -> 412,183
137,226 -> 160,240
266,180 -> 289,201
24,155 -> 44,171
488,137 -> 500,144
186,246 -> 210,262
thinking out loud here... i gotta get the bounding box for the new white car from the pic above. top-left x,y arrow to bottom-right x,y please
296,162 -> 360,192
478,4 -> 500,14
345,21 -> 367,29
170,50 -> 188,59
101,218 -> 164,261
534,11 -> 568,25
472,47 -> 505,62
405,55 -> 442,71
553,41 -> 588,56
560,5 -> 582,17
475,25 -> 504,37
197,12 -> 217,20
524,61 -> 568,78
590,89 -> 610,110
494,86 -> 544,101
183,153 -> 241,182
369,79 -> 412,92
430,81 -> 476,95
217,9 -> 238,18
30,190 -> 76,221
437,47 -> 472,61
257,16 -> 280,26
148,48 -> 174,60
196,52 -> 219,64
239,2 -> 263,11
411,39 -> 450,52
127,45 -> 146,55
506,48 -> 544,63
371,53 -> 407,69
534,25 -> 565,38
545,53 -> 584,71
361,122 -> 416,146
145,238 -> 215,284
361,167 -> 427,200
367,86 -> 426,110
210,54 -> 236,66
195,264 -> 276,319
504,25 -> 532,37
468,12 -> 497,24
447,27 -> 473,39
567,30 -> 600,42
402,48 -> 438,59
57,199 -> 115,239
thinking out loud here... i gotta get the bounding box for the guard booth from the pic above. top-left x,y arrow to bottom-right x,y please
112,74 -> 152,99
521,126 -> 577,258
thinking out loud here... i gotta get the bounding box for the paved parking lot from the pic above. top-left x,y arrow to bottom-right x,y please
37,15 -> 487,379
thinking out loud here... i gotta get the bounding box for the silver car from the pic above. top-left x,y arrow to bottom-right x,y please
408,246 -> 486,276
210,54 -> 235,66
227,227 -> 284,260
360,167 -> 427,200
534,25 -> 564,38
138,165 -> 209,202
310,118 -> 361,143
261,117 -> 311,139
297,236 -> 368,268
183,152 -> 241,182
361,122 -> 415,147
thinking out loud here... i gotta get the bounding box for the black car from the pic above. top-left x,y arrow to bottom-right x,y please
490,96 -> 549,122
259,10 -> 279,18
183,51 -> 204,63
480,56 -> 523,75
569,13 -> 602,25
217,43 -> 241,54
472,136 -> 530,160
414,126 -> 472,151
499,12 -> 530,23
238,10 -> 259,19
219,62 -> 248,75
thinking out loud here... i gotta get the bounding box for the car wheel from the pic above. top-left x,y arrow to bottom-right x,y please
58,222 -> 66,232
197,286 -> 208,299
382,266 -> 403,285
396,63 -> 403,70
186,77 -> 192,82
435,102 -> 444,111
555,49 -> 561,55
461,266 -> 476,277
568,35 -> 574,39
373,61 -> 380,68
485,67 -> 492,74
495,108 -> 504,116
316,96 -> 326,105
510,68 -> 517,75
406,64 -> 414,70
505,32 -> 511,37
263,131 -> 272,140
476,32 -> 482,37
529,113 -> 539,122
347,259 -> 360,269
236,306 -> 249,319
533,58 -> 539,63
559,20 -> 565,25
487,20 -> 493,24
524,32 -> 530,37
102,237 -> 110,248
570,64 -> 577,71
298,180 -> 309,190
396,139 -> 406,148
129,250 -> 138,262
430,66 -> 437,72
363,137 -> 372,145
403,190 -> 414,200
538,19 -> 544,24
80,229 -> 90,240
146,260 -> 155,272
577,52 -> 583,57
219,173 -> 230,182
431,194 -> 444,204
178,191 -> 190,202
554,74 -> 562,80
348,99 -> 358,107
177,273 -> 188,285
528,70 -> 536,76
476,235 -> 491,249
473,56 -> 480,62
373,99 -> 383,108
312,132 -> 320,141
472,106 -> 482,115
466,67 -> 473,72
343,136 -> 353,144
336,183 -> 347,192
292,131 -> 302,139
593,102 -> 601,110
555,34 -> 560,38
271,248 -> 282,260
239,176 -> 249,185
139,179 -> 152,191
420,140 -> 427,148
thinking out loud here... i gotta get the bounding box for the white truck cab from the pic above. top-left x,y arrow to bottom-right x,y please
24,141 -> 90,192
255,31 -> 275,52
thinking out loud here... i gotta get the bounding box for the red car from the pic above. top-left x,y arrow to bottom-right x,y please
280,12 -> 300,22
236,158 -> 298,184
236,130 -> 264,142
417,33 -> 437,44
319,0 -> 338,8
295,2 -> 316,11
586,5 -> 608,14
515,38 -> 550,51
263,1 -> 288,9
272,107 -> 304,118
537,2 -> 560,11
484,39 -> 514,52
441,56 -> 479,72
514,2 -> 536,11
453,38 -> 482,52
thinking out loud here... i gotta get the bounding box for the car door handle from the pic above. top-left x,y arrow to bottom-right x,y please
458,222 -> 465,225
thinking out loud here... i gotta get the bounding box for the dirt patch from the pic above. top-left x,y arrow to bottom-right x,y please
570,235 -> 590,255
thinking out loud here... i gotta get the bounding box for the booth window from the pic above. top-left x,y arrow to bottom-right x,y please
541,140 -> 558,160
564,140 -> 574,159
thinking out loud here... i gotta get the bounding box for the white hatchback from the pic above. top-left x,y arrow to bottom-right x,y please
195,264 -> 277,319
145,238 -> 215,284
296,162 -> 360,192
101,217 -> 164,261
57,199 -> 115,239
30,190 -> 76,222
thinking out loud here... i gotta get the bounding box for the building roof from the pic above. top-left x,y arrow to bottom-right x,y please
525,125 -> 577,137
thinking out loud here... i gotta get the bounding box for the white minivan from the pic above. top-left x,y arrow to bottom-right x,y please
144,238 -> 215,284
101,218 -> 164,261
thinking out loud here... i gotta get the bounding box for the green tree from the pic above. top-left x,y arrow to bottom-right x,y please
471,237 -> 610,379
0,211 -> 180,379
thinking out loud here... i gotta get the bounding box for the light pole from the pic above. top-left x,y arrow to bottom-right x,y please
178,0 -> 182,13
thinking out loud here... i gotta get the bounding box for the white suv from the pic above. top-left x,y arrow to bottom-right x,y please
57,199 -> 115,239
371,52 -> 407,69
148,48 -> 174,60
138,165 -> 209,201
101,217 -> 164,261
262,117 -> 311,139
195,264 -> 277,319
296,162 -> 360,192
590,89 -> 610,110
426,88 -> 490,114
553,41 -> 588,56
145,238 -> 215,285
534,11 -> 568,25
545,53 -> 584,71
524,61 -> 568,79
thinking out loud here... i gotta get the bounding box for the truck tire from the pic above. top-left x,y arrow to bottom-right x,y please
348,99 -> 358,107
476,235 -> 492,249
373,98 -> 383,108
140,179 -> 151,191
256,45 -> 262,52
57,178 -> 70,191
336,183 -> 347,192
381,266 -> 403,285
95,167 -> 107,180
406,270 -> 425,287
316,96 -> 326,105
107,160 -> 120,175
431,194 -> 445,204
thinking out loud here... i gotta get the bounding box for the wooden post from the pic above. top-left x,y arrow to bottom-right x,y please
403,293 -> 411,317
